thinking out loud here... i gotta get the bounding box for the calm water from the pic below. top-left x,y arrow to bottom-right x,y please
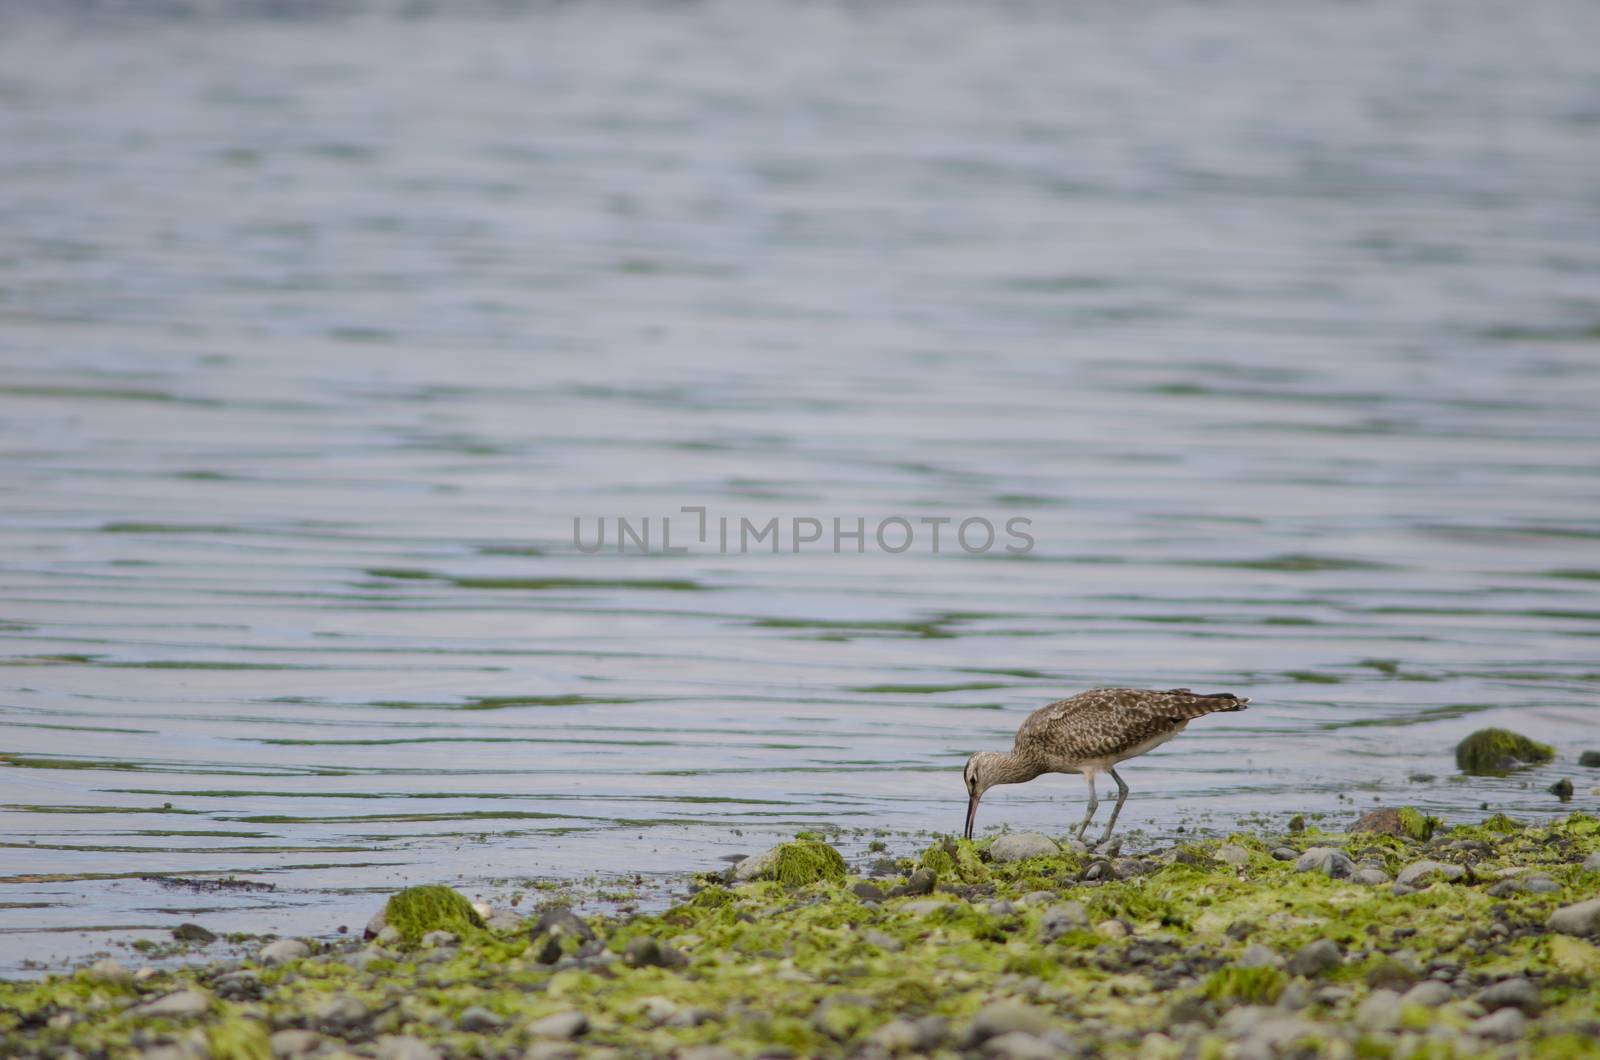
3,0 -> 1600,976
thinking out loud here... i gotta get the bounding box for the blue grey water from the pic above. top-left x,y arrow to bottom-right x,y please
2,0 -> 1599,976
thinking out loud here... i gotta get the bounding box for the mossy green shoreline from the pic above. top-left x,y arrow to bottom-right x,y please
5,814 -> 1600,1059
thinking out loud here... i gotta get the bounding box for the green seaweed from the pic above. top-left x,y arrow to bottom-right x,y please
1203,966 -> 1285,1005
1455,728 -> 1555,775
384,884 -> 486,945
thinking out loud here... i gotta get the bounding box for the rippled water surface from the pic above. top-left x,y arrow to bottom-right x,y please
3,0 -> 1600,975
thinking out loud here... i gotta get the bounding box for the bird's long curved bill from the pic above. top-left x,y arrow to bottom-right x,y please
964,793 -> 979,840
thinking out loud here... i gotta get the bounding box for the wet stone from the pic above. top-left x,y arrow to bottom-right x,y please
1270,847 -> 1297,861
1294,847 -> 1355,879
887,868 -> 936,897
1471,1008 -> 1527,1042
211,970 -> 261,1000
315,995 -> 369,1036
374,1037 -> 442,1060
1353,867 -> 1391,886
1392,860 -> 1466,896
171,923 -> 216,944
1285,939 -> 1341,978
1550,897 -> 1600,937
134,989 -> 211,1019
458,1006 -> 504,1032
1216,845 -> 1250,867
533,907 -> 595,944
259,939 -> 311,966
989,832 -> 1059,863
1477,977 -> 1540,1015
850,881 -> 885,902
1403,980 -> 1453,1007
529,1011 -> 588,1039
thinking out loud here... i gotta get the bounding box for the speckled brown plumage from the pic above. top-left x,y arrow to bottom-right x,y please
962,686 -> 1250,844
1014,686 -> 1248,768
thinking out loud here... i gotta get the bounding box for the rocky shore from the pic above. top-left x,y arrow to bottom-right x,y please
4,812 -> 1599,1059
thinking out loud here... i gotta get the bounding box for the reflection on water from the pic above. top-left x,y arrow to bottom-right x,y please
2,0 -> 1599,975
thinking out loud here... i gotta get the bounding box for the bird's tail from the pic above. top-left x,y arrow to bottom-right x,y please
1165,688 -> 1250,714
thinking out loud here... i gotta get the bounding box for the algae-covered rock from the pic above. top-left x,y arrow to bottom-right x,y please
1350,806 -> 1438,841
733,840 -> 846,886
383,885 -> 485,946
988,832 -> 1059,863
1580,750 -> 1600,768
1392,860 -> 1465,896
1454,728 -> 1553,775
1285,939 -> 1342,978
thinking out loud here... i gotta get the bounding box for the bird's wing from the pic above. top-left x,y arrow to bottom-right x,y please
1016,687 -> 1248,762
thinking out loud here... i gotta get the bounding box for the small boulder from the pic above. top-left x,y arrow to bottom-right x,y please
1583,852 -> 1600,873
887,868 -> 936,898
458,1006 -> 504,1032
269,1029 -> 324,1057
1354,990 -> 1402,1032
982,1032 -> 1059,1059
1454,728 -> 1553,775
1477,978 -> 1540,1015
1285,939 -> 1342,978
1402,981 -> 1453,1007
1350,807 -> 1436,841
1352,867 -> 1391,886
1216,845 -> 1250,867
529,1011 -> 588,1039
851,881 -> 884,902
1237,944 -> 1280,969
1294,847 -> 1355,879
1393,861 -> 1466,896
1270,847 -> 1296,861
315,995 -> 369,1036
383,884 -> 484,945
1471,1007 -> 1527,1042
988,833 -> 1059,863
134,989 -> 211,1019
374,1036 -> 443,1060
258,938 -> 311,966
171,923 -> 216,944
1551,778 -> 1575,800
966,1000 -> 1054,1045
1578,750 -> 1600,768
732,840 -> 846,885
1039,902 -> 1088,942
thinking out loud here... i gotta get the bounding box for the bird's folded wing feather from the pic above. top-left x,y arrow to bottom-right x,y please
1016,687 -> 1247,761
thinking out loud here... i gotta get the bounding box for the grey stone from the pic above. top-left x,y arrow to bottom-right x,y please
1039,902 -> 1088,942
315,995 -> 369,1035
533,907 -> 595,943
674,1049 -> 736,1060
1352,868 -> 1392,886
1583,852 -> 1600,872
1285,939 -> 1342,978
1354,990 -> 1402,1031
364,909 -> 387,939
420,930 -> 457,948
1270,847 -> 1297,861
1236,944 -> 1279,969
485,909 -> 523,932
529,1011 -> 588,1039
1017,890 -> 1055,907
868,1018 -> 921,1054
902,898 -> 946,916
1523,874 -> 1560,894
1477,977 -> 1540,1015
212,970 -> 261,1001
1471,1007 -> 1527,1042
524,1045 -> 579,1060
1235,1017 -> 1320,1060
968,1001 -> 1053,1044
86,958 -> 131,982
1392,860 -> 1466,896
1402,980 -> 1453,1007
1216,845 -> 1250,867
134,989 -> 211,1019
258,938 -> 311,966
732,846 -> 781,882
374,1036 -> 443,1060
990,832 -> 1060,863
1548,897 -> 1600,937
863,929 -> 903,952
851,881 -> 884,902
1294,847 -> 1355,879
1217,1005 -> 1272,1038
982,1032 -> 1061,1059
887,868 -> 936,897
622,935 -> 672,968
269,1029 -> 323,1058
171,923 -> 216,944
458,1005 -> 504,1032
377,925 -> 402,946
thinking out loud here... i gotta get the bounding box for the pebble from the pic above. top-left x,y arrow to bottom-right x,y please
1270,847 -> 1297,861
1471,1007 -> 1527,1042
1017,890 -> 1055,907
316,995 -> 369,1035
1477,977 -> 1540,1014
1294,847 -> 1356,879
171,923 -> 216,944
1039,902 -> 1088,942
457,1005 -> 504,1032
1236,944 -> 1279,969
1285,939 -> 1342,978
851,881 -> 885,902
981,1032 -> 1059,1059
269,1029 -> 324,1057
258,938 -> 311,966
1584,851 -> 1600,873
989,832 -> 1060,863
525,1045 -> 579,1060
1232,1016 -> 1319,1060
1548,897 -> 1600,937
1094,919 -> 1128,939
867,1018 -> 921,1053
1216,845 -> 1250,867
86,958 -> 131,982
485,908 -> 522,932
1402,981 -> 1453,1007
1354,990 -> 1402,1031
902,899 -> 946,916
133,989 -> 211,1019
211,970 -> 261,1001
374,1036 -> 443,1060
1352,868 -> 1391,886
1392,860 -> 1466,896
966,1000 -> 1054,1044
622,935 -> 682,968
988,900 -> 1016,916
529,1011 -> 589,1039
533,907 -> 596,943
863,929 -> 903,952
887,868 -> 936,898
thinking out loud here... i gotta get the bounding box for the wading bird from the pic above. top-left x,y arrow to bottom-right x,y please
962,687 -> 1249,845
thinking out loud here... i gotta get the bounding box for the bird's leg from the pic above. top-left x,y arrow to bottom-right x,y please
1097,768 -> 1130,845
1074,773 -> 1099,841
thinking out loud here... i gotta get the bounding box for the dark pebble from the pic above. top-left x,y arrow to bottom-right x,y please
172,923 -> 216,944
887,868 -> 936,898
1579,751 -> 1600,768
851,882 -> 885,902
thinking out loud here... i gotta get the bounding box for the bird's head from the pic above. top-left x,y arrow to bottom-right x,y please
962,751 -> 1008,839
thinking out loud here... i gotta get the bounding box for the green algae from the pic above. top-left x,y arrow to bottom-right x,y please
917,837 -> 991,884
1455,727 -> 1555,774
6,817 -> 1600,1059
1397,806 -> 1441,841
384,884 -> 485,945
768,841 -> 846,887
